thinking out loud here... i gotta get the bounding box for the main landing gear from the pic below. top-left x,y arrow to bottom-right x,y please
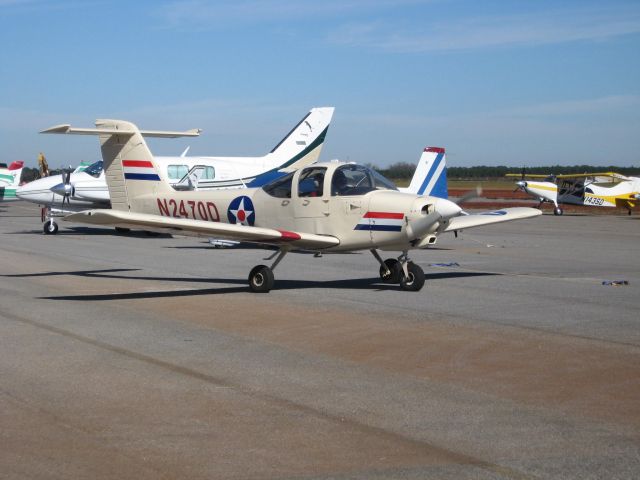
248,249 -> 288,293
371,249 -> 425,291
553,206 -> 564,216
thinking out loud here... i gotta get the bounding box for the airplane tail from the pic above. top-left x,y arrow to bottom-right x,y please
41,120 -> 200,211
264,107 -> 334,171
0,161 -> 24,186
404,147 -> 448,198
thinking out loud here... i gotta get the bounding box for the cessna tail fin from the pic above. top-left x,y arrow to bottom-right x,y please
405,147 -> 448,199
41,120 -> 200,211
265,107 -> 334,171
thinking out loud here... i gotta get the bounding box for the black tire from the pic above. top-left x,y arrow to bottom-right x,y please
400,262 -> 425,291
115,227 -> 131,233
379,258 -> 401,283
43,220 -> 58,235
248,265 -> 275,293
554,207 -> 563,216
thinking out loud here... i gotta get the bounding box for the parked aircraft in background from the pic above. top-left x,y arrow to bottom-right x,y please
508,171 -> 640,215
50,119 -> 540,292
0,161 -> 24,202
19,107 -> 334,233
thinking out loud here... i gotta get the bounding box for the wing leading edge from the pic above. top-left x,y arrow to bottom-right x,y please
64,210 -> 340,249
442,207 -> 542,232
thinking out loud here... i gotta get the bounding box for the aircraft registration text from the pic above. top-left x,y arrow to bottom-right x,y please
584,196 -> 604,206
157,198 -> 220,221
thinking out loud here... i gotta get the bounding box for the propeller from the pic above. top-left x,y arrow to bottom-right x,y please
514,166 -> 527,192
406,187 -> 482,240
457,185 -> 483,206
50,166 -> 74,209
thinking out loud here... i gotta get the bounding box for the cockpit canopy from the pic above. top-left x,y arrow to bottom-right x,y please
262,163 -> 397,199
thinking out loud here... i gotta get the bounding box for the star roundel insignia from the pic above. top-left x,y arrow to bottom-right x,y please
227,196 -> 256,226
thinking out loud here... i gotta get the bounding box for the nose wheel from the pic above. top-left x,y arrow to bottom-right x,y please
371,249 -> 425,291
43,219 -> 58,235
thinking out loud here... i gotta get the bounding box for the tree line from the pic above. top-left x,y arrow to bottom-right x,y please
375,162 -> 640,180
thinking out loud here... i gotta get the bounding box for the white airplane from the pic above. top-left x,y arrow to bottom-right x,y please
0,161 -> 24,202
508,170 -> 640,215
18,107 -> 334,233
48,119 -> 540,292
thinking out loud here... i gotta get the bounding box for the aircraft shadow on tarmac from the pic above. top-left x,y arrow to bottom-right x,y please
3,267 -> 499,300
6,227 -> 173,237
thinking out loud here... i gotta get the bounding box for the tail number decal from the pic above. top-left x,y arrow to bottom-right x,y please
157,198 -> 220,222
584,196 -> 604,206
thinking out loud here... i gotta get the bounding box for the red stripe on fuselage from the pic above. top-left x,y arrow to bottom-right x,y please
122,160 -> 154,168
364,211 -> 404,219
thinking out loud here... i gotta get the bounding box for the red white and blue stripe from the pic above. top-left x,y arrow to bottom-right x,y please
123,160 -> 161,181
355,211 -> 404,232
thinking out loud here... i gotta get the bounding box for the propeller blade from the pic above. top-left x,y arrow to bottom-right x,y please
457,186 -> 483,205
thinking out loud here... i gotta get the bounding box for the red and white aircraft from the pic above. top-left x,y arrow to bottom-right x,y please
48,119 -> 541,292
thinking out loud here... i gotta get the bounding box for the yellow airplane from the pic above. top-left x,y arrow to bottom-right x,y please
507,171 -> 640,215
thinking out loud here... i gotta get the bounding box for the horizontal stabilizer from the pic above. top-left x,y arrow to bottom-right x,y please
64,209 -> 340,250
443,207 -> 541,232
41,123 -> 201,138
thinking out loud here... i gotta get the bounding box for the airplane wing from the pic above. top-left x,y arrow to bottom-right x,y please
63,209 -> 340,249
442,207 -> 542,232
554,172 -> 631,180
505,173 -> 551,179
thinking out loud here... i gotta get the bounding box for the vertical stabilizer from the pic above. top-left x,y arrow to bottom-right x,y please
0,161 -> 24,187
94,119 -> 171,211
405,147 -> 448,198
265,107 -> 334,171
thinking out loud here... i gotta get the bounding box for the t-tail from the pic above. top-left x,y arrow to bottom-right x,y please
41,120 -> 200,211
403,147 -> 448,198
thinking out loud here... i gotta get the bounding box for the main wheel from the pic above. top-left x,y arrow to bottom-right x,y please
553,207 -> 563,216
400,262 -> 425,291
379,258 -> 401,284
43,220 -> 58,235
248,265 -> 275,293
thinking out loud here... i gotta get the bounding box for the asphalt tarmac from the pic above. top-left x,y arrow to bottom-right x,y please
1,201 -> 639,479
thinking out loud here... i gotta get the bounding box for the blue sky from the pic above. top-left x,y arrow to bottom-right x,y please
1,0 -> 639,169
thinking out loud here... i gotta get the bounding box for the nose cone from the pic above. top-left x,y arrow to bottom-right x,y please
516,180 -> 527,188
16,175 -> 62,203
435,198 -> 462,220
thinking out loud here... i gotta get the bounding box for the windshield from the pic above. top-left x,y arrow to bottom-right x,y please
331,164 -> 397,196
84,160 -> 103,178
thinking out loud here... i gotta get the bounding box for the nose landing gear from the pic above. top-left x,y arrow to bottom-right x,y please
371,249 -> 425,291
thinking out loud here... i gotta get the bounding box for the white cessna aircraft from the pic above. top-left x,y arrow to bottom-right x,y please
49,119 -> 540,292
18,107 -> 334,233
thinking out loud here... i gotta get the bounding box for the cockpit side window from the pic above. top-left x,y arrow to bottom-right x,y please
263,171 -> 294,198
298,167 -> 326,197
331,164 -> 397,196
84,160 -> 103,178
